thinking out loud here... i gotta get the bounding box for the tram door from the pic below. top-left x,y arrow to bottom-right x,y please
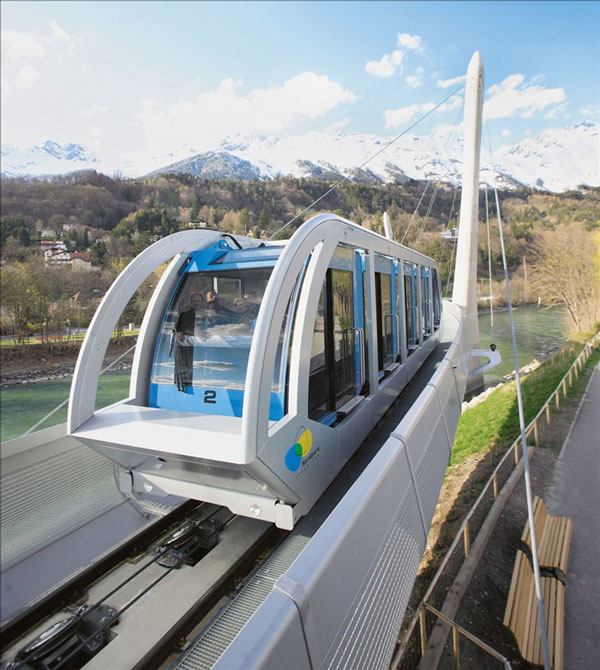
404,262 -> 419,354
421,266 -> 432,339
432,268 -> 441,330
308,247 -> 365,425
374,254 -> 400,377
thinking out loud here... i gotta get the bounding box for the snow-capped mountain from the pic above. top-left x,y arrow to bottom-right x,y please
492,121 -> 599,192
0,141 -> 99,177
1,122 -> 598,193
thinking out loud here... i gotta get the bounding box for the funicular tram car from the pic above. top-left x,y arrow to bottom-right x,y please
69,214 -> 442,529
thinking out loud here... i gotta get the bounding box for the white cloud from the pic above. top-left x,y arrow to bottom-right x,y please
1,20 -> 75,63
13,66 -> 41,89
543,102 -> 569,119
81,104 -> 109,117
365,50 -> 404,78
438,95 -> 463,113
397,33 -> 423,51
1,20 -> 76,91
384,102 -> 435,129
580,104 -> 600,120
405,75 -> 423,89
324,117 -> 350,133
135,73 -> 357,155
406,66 -> 424,89
484,73 -> 566,119
501,128 -> 511,139
385,92 -> 463,129
431,121 -> 464,138
436,74 -> 466,89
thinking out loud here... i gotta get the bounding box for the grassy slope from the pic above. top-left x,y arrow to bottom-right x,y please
452,343 -> 599,465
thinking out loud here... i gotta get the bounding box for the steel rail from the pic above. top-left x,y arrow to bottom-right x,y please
0,499 -> 199,649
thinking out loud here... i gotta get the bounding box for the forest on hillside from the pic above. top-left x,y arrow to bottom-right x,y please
1,171 -> 599,348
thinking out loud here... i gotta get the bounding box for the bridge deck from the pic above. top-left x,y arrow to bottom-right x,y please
545,362 -> 600,668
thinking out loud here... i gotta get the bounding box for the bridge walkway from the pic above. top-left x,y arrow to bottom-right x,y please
545,361 -> 600,668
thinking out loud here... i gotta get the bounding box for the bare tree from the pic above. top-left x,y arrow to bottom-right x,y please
531,222 -> 600,334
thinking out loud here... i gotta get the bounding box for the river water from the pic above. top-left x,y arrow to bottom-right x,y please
1,307 -> 567,442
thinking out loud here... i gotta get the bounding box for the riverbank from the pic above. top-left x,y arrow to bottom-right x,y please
0,339 -> 135,387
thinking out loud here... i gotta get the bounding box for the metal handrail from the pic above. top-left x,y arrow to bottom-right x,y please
423,603 -> 512,669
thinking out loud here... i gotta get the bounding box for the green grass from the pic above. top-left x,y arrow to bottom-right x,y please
451,344 -> 598,466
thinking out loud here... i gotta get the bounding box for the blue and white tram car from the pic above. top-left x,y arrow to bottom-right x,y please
68,214 -> 442,529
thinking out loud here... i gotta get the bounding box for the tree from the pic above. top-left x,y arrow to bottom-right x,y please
258,209 -> 268,231
532,222 -> 600,334
90,240 -> 108,267
239,208 -> 250,235
191,199 -> 200,221
1,217 -> 30,248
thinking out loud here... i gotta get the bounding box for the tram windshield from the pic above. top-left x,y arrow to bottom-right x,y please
151,267 -> 279,391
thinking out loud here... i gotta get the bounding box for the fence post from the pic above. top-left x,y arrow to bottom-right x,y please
563,379 -> 567,398
534,420 -> 539,447
453,626 -> 461,670
463,522 -> 470,557
545,403 -> 551,425
493,474 -> 498,499
514,440 -> 520,464
419,607 -> 427,657
555,391 -> 560,410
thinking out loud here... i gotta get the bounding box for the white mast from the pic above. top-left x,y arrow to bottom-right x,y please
452,51 -> 484,391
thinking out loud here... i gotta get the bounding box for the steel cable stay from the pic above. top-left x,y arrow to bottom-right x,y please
435,180 -> 459,263
484,183 -> 495,331
485,121 -> 552,670
268,85 -> 465,240
413,104 -> 464,251
22,341 -> 138,437
6,506 -> 233,670
443,198 -> 460,297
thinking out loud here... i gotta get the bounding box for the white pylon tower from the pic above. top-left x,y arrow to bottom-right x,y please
452,51 -> 484,392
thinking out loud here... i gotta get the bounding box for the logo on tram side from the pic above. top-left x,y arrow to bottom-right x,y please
284,428 -> 312,472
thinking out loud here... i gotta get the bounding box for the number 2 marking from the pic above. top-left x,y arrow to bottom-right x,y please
203,390 -> 217,404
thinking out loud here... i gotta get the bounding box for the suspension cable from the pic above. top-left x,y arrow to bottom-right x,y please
485,122 -> 551,670
413,105 -> 464,251
443,187 -> 461,297
484,183 -> 494,330
268,85 -> 464,240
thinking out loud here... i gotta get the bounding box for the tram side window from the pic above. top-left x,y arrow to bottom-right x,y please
308,268 -> 357,422
404,262 -> 418,354
308,289 -> 330,420
421,267 -> 431,338
375,271 -> 394,372
432,268 -> 441,330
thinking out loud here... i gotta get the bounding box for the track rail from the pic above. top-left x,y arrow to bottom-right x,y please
0,500 -> 199,649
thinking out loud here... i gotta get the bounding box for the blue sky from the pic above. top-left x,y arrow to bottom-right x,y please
2,1 -> 598,165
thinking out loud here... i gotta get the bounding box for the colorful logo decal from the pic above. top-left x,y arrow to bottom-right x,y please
285,428 -> 312,472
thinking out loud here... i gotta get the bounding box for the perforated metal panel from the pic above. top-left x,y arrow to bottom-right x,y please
1,443 -> 123,570
177,519 -> 316,669
324,488 -> 424,670
414,416 -> 451,529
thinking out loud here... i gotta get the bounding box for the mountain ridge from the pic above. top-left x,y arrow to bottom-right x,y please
1,121 -> 597,193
